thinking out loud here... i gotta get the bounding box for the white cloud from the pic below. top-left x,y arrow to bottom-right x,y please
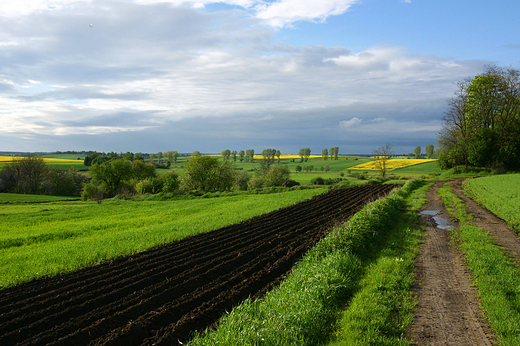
339,117 -> 362,128
0,0 -> 487,152
255,0 -> 358,28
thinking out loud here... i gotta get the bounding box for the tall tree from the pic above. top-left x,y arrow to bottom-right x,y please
239,150 -> 245,162
414,146 -> 421,159
438,65 -> 520,170
322,148 -> 329,160
303,148 -> 311,162
372,143 -> 394,177
425,144 -> 435,159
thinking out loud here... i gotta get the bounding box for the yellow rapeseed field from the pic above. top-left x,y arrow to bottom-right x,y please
0,156 -> 81,163
349,159 -> 436,171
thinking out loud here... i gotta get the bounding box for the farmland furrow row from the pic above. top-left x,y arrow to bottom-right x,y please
0,185 -> 397,346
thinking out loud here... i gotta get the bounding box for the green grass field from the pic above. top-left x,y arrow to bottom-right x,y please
463,174 -> 520,233
0,189 -> 325,289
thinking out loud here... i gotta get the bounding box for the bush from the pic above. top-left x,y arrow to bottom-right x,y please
159,170 -> 180,192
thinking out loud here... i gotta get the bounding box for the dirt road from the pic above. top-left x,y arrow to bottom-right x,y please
410,178 -> 520,345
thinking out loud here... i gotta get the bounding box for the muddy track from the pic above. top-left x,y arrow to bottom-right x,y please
410,180 -> 496,346
0,184 -> 397,346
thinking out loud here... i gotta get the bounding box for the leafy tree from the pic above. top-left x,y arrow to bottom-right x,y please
325,164 -> 330,172
221,149 -> 231,161
172,151 -> 179,163
260,148 -> 277,172
123,152 -> 134,161
89,159 -> 133,197
239,150 -> 245,162
372,143 -> 394,177
245,149 -> 255,163
134,153 -> 144,161
44,168 -> 86,196
303,148 -> 311,162
276,150 -> 281,163
8,155 -> 49,194
159,170 -> 180,192
231,150 -> 238,162
157,152 -> 163,164
330,147 -> 339,160
191,151 -> 201,158
149,153 -> 156,164
322,149 -> 328,160
131,160 -> 156,180
264,165 -> 291,187
439,65 -> 520,170
414,146 -> 421,159
298,148 -> 305,163
183,156 -> 235,191
295,165 -> 302,173
425,144 -> 435,159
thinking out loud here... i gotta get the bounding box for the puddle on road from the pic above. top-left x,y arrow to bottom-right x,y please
420,210 -> 455,230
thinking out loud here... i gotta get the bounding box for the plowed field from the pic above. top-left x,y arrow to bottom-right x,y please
0,184 -> 397,346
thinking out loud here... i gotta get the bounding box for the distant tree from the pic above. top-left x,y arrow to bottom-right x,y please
325,164 -> 330,172
89,159 -> 133,197
7,155 -> 49,194
149,153 -> 156,164
298,148 -> 305,162
322,149 -> 329,160
425,144 -> 435,159
276,150 -> 281,163
330,147 -> 339,160
221,149 -> 231,161
157,152 -> 163,164
231,150 -> 238,162
134,153 -> 144,161
303,148 -> 311,162
414,146 -> 421,159
44,168 -> 86,196
172,151 -> 179,163
246,149 -> 255,163
239,150 -> 245,162
123,152 -> 134,161
260,148 -> 277,172
264,165 -> 291,187
191,151 -> 201,158
295,165 -> 302,173
372,143 -> 394,177
131,160 -> 156,180
183,156 -> 235,191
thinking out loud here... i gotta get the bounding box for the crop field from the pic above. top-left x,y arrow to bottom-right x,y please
463,174 -> 520,233
0,156 -> 81,163
349,158 -> 437,171
0,189 -> 326,288
0,184 -> 397,345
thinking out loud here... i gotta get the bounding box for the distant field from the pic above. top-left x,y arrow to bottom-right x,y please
0,156 -> 82,163
463,174 -> 520,233
0,193 -> 78,203
0,188 -> 325,289
349,159 -> 437,171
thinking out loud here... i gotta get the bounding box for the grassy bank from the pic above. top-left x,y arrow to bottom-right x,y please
463,174 -> 520,233
438,184 -> 520,345
187,180 -> 426,345
0,189 -> 324,289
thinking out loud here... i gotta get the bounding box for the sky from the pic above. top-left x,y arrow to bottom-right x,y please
1,0 -> 519,155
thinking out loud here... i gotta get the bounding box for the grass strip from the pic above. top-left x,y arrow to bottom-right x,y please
438,185 -> 520,345
327,189 -> 427,346
187,180 -> 425,346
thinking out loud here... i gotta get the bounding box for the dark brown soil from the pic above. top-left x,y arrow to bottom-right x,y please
0,184 -> 397,346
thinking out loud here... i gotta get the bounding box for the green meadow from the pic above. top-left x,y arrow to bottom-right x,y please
463,174 -> 520,233
0,188 -> 325,289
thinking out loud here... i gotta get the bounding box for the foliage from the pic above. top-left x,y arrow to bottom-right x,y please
89,159 -> 134,197
439,65 -> 520,171
1,156 -> 49,194
414,146 -> 421,159
425,144 -> 435,159
183,155 -> 235,191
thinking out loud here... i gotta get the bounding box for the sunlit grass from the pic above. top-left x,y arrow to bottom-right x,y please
0,189 -> 324,289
